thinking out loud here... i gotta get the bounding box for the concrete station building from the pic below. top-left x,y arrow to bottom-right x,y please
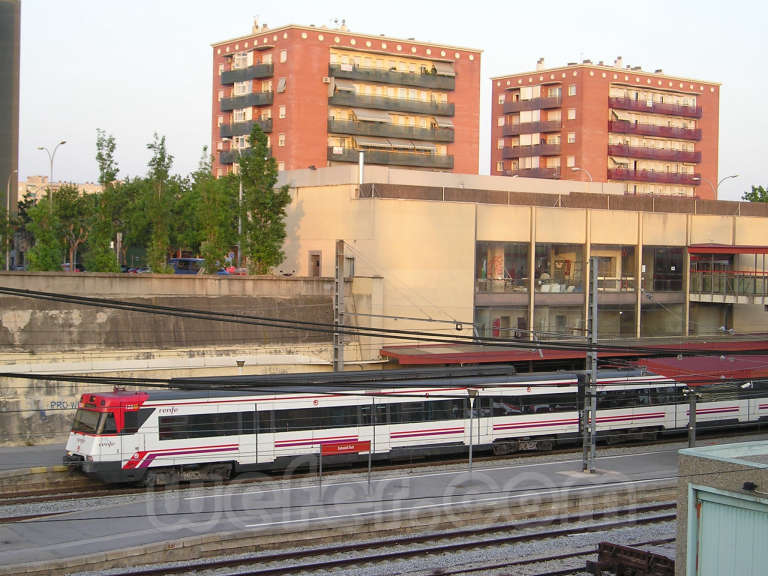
490,58 -> 720,199
276,166 -> 768,349
210,21 -> 481,177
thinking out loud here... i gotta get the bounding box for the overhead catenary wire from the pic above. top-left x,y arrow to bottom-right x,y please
0,286 -> 764,358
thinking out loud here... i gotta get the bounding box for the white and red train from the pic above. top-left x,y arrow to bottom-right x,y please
63,368 -> 766,485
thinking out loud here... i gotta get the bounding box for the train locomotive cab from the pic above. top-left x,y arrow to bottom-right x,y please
64,390 -> 151,484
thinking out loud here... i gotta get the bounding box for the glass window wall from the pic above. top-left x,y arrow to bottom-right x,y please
642,246 -> 683,292
475,307 -> 528,339
476,242 -> 529,293
591,245 -> 636,292
535,244 -> 584,293
533,306 -> 584,339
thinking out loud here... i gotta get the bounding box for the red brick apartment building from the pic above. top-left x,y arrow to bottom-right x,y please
211,22 -> 481,176
491,58 -> 720,199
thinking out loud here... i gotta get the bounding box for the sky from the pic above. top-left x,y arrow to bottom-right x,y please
17,0 -> 767,201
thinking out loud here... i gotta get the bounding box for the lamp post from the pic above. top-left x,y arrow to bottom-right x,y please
571,166 -> 593,182
693,174 -> 738,198
5,169 -> 17,271
37,140 -> 67,213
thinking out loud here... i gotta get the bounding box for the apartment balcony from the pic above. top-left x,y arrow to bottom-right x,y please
503,96 -> 561,114
220,63 -> 274,85
502,143 -> 561,159
502,120 -> 561,136
219,118 -> 273,139
610,97 -> 702,119
608,143 -> 701,163
607,167 -> 700,185
609,120 -> 701,141
329,64 -> 455,91
328,146 -> 453,169
327,118 -> 454,142
505,167 -> 561,179
219,147 -> 273,165
329,92 -> 454,116
220,91 -> 274,112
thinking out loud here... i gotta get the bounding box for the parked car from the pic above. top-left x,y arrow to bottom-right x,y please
61,263 -> 85,272
128,266 -> 151,274
170,258 -> 204,275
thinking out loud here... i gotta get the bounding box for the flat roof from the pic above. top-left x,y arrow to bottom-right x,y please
680,440 -> 768,469
380,341 -> 768,366
491,62 -> 719,87
635,355 -> 768,384
212,23 -> 483,54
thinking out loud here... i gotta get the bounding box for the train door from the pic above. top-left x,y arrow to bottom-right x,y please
361,399 -> 389,456
467,397 -> 492,447
120,404 -> 145,468
255,404 -> 275,465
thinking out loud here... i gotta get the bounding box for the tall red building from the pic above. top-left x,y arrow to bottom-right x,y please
491,58 -> 720,199
211,22 -> 481,176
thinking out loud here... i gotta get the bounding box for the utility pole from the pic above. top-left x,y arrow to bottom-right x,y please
582,256 -> 599,472
333,239 -> 344,372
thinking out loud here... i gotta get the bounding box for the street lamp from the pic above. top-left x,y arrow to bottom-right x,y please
37,140 -> 67,213
693,174 -> 738,198
571,166 -> 593,182
5,169 -> 17,271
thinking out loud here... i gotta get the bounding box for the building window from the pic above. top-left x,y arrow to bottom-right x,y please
498,94 -> 505,105
277,77 -> 287,93
279,105 -> 286,119
217,90 -> 224,101
218,63 -> 225,75
262,80 -> 272,92
497,139 -> 504,150
217,116 -> 224,127
344,256 -> 355,278
568,84 -> 576,96
567,108 -> 576,120
476,241 -> 530,296
566,155 -> 575,167
280,50 -> 287,63
567,132 -> 576,144
497,116 -> 505,127
535,243 -> 584,294
216,168 -> 223,177
278,161 -> 285,171
234,80 -> 251,96
496,161 -> 504,172
263,53 -> 272,65
278,133 -> 286,147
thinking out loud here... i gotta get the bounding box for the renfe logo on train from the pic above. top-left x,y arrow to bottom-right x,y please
321,441 -> 371,455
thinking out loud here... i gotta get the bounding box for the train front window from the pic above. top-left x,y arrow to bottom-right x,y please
71,409 -> 104,434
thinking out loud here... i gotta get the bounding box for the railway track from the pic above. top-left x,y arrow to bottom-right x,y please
100,503 -> 676,576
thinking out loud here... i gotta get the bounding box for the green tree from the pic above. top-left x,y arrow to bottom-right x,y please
26,196 -> 63,271
146,133 -> 174,273
742,185 -> 768,202
83,193 -> 120,272
95,128 -> 120,186
195,148 -> 237,274
238,125 -> 291,275
56,184 -> 91,269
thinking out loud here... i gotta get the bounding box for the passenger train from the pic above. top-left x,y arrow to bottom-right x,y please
63,368 -> 768,485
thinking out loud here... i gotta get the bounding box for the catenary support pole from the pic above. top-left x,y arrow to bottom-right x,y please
333,239 -> 344,372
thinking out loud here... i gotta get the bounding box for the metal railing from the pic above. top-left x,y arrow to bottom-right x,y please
504,167 -> 561,179
220,92 -> 274,112
328,146 -> 453,169
609,120 -> 701,141
607,168 -> 700,185
329,64 -> 455,90
610,97 -> 702,118
219,119 -> 273,138
329,92 -> 455,116
503,96 -> 562,113
502,143 -> 561,159
690,271 -> 768,298
221,63 -> 274,84
607,144 -> 701,163
502,120 -> 562,136
327,118 -> 454,142
597,276 -> 636,292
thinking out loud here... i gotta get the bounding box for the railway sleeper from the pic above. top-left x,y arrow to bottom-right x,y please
143,462 -> 233,487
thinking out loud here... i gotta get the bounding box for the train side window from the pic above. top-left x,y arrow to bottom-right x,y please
122,408 -> 155,435
491,397 -> 522,417
159,415 -> 189,440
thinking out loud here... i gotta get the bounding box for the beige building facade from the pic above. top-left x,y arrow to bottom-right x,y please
278,166 -> 768,352
17,175 -> 102,203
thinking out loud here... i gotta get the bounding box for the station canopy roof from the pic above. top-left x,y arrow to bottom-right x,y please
635,355 -> 768,385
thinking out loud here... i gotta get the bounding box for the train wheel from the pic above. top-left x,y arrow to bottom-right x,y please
143,468 -> 179,488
